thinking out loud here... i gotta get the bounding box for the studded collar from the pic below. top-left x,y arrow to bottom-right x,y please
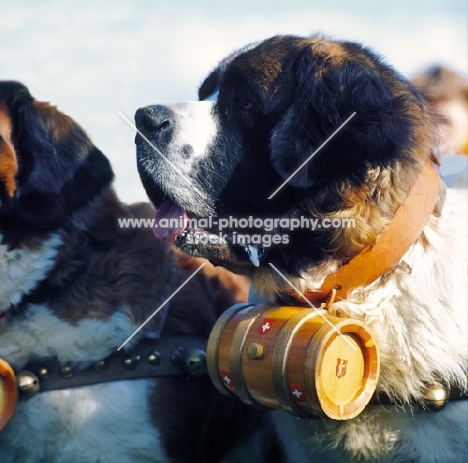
16,336 -> 208,398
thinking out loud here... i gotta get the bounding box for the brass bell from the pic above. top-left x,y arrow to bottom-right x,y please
183,348 -> 207,377
17,371 -> 40,398
421,381 -> 450,412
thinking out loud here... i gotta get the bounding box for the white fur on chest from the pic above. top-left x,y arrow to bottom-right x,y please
0,305 -> 167,462
335,187 -> 468,401
0,233 -> 62,311
275,187 -> 468,462
0,304 -> 141,369
0,380 -> 167,463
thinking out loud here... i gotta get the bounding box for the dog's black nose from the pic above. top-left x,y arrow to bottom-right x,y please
135,105 -> 173,139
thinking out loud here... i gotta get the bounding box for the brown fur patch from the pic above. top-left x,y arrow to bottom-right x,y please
307,162 -> 420,262
32,100 -> 93,158
49,191 -> 249,328
48,191 -> 175,325
174,250 -> 249,310
309,38 -> 348,67
0,103 -> 18,198
251,40 -> 440,298
302,38 -> 438,265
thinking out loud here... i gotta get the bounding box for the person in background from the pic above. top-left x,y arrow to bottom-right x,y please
412,65 -> 467,188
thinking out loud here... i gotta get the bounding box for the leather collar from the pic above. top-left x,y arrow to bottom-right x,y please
16,336 -> 208,398
287,160 -> 441,306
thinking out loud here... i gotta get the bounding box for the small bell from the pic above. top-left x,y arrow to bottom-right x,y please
17,371 -> 40,398
421,381 -> 450,412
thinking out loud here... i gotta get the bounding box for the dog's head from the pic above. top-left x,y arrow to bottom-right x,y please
135,35 -> 437,283
0,81 -> 113,231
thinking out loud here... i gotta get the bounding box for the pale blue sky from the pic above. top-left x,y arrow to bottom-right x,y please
1,0 -> 466,202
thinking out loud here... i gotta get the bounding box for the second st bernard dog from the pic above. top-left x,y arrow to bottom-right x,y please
135,35 -> 468,462
0,81 -> 284,463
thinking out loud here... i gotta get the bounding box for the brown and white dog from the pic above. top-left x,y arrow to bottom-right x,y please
135,35 -> 468,462
0,81 -> 285,463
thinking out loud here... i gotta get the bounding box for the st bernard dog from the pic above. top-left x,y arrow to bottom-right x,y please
135,35 -> 468,462
0,81 -> 285,463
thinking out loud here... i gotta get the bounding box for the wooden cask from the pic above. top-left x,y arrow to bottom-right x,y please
207,303 -> 379,420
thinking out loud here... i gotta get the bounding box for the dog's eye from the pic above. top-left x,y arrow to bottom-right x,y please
236,96 -> 253,111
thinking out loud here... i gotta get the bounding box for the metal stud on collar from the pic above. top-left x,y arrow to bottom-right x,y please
37,367 -> 50,381
122,355 -> 140,370
147,351 -> 161,366
93,360 -> 109,373
420,381 -> 450,412
60,365 -> 74,379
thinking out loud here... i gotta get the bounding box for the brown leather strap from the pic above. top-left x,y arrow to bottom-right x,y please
291,160 -> 441,305
18,336 -> 208,395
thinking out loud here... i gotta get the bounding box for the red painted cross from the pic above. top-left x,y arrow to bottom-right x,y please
289,384 -> 306,402
292,389 -> 302,399
258,318 -> 276,335
220,370 -> 233,388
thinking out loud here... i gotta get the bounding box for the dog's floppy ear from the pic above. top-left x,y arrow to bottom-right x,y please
269,40 -> 420,188
14,144 -> 114,230
0,81 -> 114,229
0,82 -> 29,205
